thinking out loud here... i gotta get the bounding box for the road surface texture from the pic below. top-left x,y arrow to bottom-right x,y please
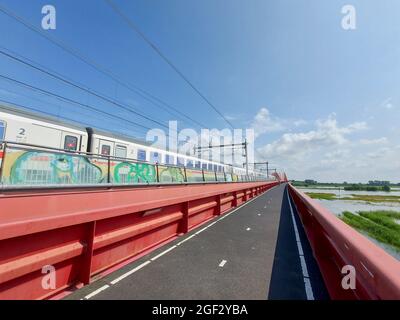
66,183 -> 329,300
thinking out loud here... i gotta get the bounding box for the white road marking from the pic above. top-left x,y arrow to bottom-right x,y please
219,260 -> 227,267
79,185 -> 280,299
84,284 -> 110,300
110,260 -> 151,285
150,246 -> 177,261
287,189 -> 315,300
176,234 -> 196,246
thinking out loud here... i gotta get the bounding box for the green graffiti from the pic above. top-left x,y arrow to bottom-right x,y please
114,162 -> 157,183
10,151 -> 102,185
158,166 -> 185,183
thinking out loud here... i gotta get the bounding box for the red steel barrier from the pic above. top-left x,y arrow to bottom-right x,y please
0,181 -> 278,300
288,184 -> 400,300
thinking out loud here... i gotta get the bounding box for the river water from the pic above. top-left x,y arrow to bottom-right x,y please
297,187 -> 400,260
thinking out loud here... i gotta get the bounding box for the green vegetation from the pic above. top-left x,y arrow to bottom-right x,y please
340,210 -> 400,251
291,180 -> 400,190
305,192 -> 400,203
305,192 -> 336,200
341,194 -> 400,203
343,184 -> 391,192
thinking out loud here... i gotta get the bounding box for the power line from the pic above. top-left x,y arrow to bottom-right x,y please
0,87 -> 147,137
0,98 -> 146,139
0,47 -> 175,131
0,3 -> 208,129
0,73 -> 156,133
105,0 -> 235,129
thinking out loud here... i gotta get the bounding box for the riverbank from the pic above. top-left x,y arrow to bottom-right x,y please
340,210 -> 400,252
305,192 -> 400,204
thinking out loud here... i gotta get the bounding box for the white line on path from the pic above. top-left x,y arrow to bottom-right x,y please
110,261 -> 151,285
84,285 -> 110,300
219,260 -> 227,267
286,188 -> 315,300
150,246 -> 177,261
81,185 -> 281,299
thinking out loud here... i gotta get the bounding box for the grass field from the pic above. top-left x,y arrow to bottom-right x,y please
340,210 -> 400,251
305,192 -> 400,204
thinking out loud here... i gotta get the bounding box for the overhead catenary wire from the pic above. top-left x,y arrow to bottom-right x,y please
0,73 -> 156,133
0,98 -> 146,139
105,0 -> 235,130
0,47 -> 176,131
0,3 -> 208,129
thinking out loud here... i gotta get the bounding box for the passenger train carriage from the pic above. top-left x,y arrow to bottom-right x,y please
0,104 -> 261,186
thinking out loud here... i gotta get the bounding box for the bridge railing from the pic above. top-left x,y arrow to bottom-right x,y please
0,141 -> 269,188
0,180 -> 278,299
288,184 -> 400,300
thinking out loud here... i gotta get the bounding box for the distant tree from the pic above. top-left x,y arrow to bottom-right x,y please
382,185 -> 391,192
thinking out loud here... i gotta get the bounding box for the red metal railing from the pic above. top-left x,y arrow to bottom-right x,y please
288,184 -> 400,300
0,181 -> 278,299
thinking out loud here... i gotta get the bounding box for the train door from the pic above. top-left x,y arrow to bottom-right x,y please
99,139 -> 114,157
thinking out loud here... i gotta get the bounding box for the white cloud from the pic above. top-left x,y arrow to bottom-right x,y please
380,97 -> 394,109
257,114 -> 367,159
250,107 -> 307,138
359,137 -> 388,145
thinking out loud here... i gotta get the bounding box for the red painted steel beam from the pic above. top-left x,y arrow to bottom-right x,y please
0,181 -> 278,300
288,184 -> 400,300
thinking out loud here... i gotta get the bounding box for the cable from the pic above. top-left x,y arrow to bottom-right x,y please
0,88 -> 146,137
0,73 -> 155,132
0,98 -> 146,139
105,0 -> 235,129
0,47 -> 175,131
0,3 -> 208,129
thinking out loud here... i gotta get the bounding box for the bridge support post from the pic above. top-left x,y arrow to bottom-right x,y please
180,202 -> 189,234
215,195 -> 222,216
233,191 -> 238,207
79,221 -> 96,285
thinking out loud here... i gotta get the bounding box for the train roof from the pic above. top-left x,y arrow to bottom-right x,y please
0,103 -> 87,132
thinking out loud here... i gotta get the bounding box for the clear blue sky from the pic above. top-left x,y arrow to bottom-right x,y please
0,0 -> 399,182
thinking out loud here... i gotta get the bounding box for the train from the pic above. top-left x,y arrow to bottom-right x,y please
0,104 -> 255,179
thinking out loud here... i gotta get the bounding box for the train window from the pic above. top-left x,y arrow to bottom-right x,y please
165,154 -> 175,165
64,135 -> 78,151
177,157 -> 185,167
195,161 -> 201,169
115,145 -> 127,158
0,121 -> 5,141
137,149 -> 147,161
202,163 -> 208,170
101,145 -> 111,156
150,151 -> 161,163
186,160 -> 193,168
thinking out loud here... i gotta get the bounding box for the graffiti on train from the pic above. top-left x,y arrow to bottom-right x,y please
4,151 -> 102,185
114,162 -> 157,183
1,150 -> 160,185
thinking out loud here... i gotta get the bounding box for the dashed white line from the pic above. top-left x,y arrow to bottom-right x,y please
84,284 -> 110,300
286,189 -> 315,300
219,260 -> 227,267
110,260 -> 151,285
150,246 -> 177,261
79,186 -> 278,300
